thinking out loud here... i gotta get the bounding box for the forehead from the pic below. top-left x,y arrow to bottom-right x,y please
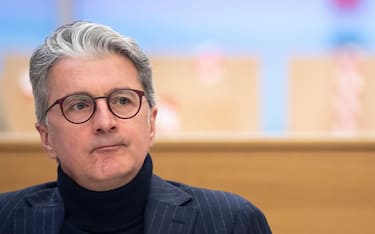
47,54 -> 141,99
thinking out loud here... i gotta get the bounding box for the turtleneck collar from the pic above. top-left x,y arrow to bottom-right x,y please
57,154 -> 152,233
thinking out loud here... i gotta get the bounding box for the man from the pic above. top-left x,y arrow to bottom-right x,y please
0,21 -> 271,233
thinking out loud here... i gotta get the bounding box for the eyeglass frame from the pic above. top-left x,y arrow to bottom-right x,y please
44,88 -> 146,124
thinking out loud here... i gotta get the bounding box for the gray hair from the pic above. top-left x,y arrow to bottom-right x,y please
29,20 -> 155,124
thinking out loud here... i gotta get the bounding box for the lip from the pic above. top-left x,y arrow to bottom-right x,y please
92,144 -> 124,153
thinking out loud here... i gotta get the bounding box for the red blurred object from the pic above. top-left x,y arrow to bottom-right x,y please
334,0 -> 361,10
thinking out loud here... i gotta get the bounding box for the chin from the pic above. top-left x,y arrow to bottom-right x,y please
96,160 -> 137,182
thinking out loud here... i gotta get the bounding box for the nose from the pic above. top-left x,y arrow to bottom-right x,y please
92,99 -> 117,134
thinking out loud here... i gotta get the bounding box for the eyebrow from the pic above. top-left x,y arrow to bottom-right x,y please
62,87 -> 137,98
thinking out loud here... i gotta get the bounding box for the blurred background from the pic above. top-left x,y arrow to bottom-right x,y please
0,0 -> 374,136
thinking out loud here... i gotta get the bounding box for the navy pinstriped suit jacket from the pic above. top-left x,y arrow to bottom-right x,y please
0,175 -> 271,234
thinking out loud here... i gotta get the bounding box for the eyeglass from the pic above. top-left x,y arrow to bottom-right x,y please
45,88 -> 145,124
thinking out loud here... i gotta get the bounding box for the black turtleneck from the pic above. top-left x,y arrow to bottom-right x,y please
57,155 -> 152,234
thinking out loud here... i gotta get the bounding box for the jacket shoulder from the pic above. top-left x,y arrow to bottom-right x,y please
0,182 -> 57,208
0,182 -> 59,233
168,180 -> 256,210
167,180 -> 272,233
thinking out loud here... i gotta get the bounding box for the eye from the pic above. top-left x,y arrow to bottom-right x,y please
109,90 -> 138,109
117,96 -> 130,105
63,95 -> 93,113
72,101 -> 89,110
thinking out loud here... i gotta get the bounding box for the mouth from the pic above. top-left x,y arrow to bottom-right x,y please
92,144 -> 125,153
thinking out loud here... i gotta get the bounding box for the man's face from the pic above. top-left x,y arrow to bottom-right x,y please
36,53 -> 157,191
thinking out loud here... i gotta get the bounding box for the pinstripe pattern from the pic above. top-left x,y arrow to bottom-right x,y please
145,176 -> 271,234
0,182 -> 64,234
0,175 -> 271,234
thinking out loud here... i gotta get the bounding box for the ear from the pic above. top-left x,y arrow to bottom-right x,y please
148,107 -> 158,144
35,122 -> 57,160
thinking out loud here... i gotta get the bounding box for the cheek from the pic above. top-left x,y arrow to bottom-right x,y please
127,116 -> 154,148
49,126 -> 88,159
136,113 -> 154,137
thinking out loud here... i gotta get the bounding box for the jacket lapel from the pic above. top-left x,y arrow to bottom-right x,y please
15,187 -> 64,234
145,176 -> 198,234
